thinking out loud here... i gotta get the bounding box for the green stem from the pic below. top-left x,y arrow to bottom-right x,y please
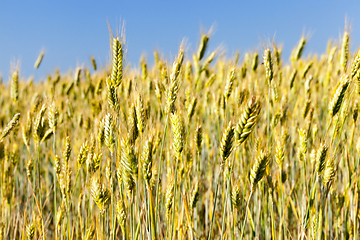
53,131 -> 57,240
154,114 -> 169,229
170,159 -> 179,240
208,165 -> 222,240
220,179 -> 227,240
240,190 -> 253,240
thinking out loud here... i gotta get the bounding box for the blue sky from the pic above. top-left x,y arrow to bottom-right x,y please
0,1 -> 359,80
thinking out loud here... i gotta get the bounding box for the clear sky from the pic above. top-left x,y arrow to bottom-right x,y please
0,1 -> 359,80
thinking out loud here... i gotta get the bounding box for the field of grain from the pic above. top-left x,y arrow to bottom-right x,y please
0,27 -> 358,240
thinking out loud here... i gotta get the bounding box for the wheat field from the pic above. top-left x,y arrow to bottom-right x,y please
0,27 -> 359,240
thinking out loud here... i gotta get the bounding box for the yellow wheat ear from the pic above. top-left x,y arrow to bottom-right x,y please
235,96 -> 261,145
0,113 -> 20,141
220,121 -> 235,167
250,150 -> 270,191
329,75 -> 350,118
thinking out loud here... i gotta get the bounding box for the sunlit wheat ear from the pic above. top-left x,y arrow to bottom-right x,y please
195,125 -> 202,154
235,96 -> 261,145
116,199 -> 127,236
340,29 -> 350,72
315,142 -> 328,175
121,136 -> 137,197
171,112 -> 185,160
95,78 -> 103,95
0,113 -> 20,141
48,102 -> 58,132
90,177 -> 110,214
289,69 -> 298,89
110,37 -> 123,88
323,158 -> 336,188
302,62 -> 313,79
224,67 -> 236,101
66,168 -> 72,201
54,155 -> 61,180
353,100 -> 359,124
165,181 -> 175,221
41,129 -> 53,143
0,223 -> 4,240
297,128 -> 307,161
329,75 -> 350,117
128,104 -> 139,145
90,56 -> 97,71
166,78 -> 179,114
34,51 -> 45,69
197,34 -> 209,61
154,78 -> 164,102
141,61 -> 148,81
26,221 -> 36,240
105,157 -> 112,184
22,111 -> 32,150
219,121 -> 235,168
136,94 -> 145,138
62,136 -> 71,170
166,45 -> 184,113
26,158 -> 34,179
264,48 -> 273,84
292,36 -> 306,62
106,77 -> 119,112
33,104 -> 46,143
231,183 -> 242,211
74,67 -> 81,85
170,44 -> 184,82
84,225 -> 95,240
201,51 -> 216,71
250,150 -> 270,191
56,200 -> 65,231
142,134 -> 154,188
11,70 -> 18,104
185,61 -> 192,83
252,52 -> 259,72
275,137 -> 285,168
351,48 -> 360,79
97,118 -> 105,146
104,113 -> 115,153
187,97 -> 197,120
189,180 -> 200,209
86,136 -> 96,173
77,141 -> 89,168
273,44 -> 282,67
90,152 -> 101,172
